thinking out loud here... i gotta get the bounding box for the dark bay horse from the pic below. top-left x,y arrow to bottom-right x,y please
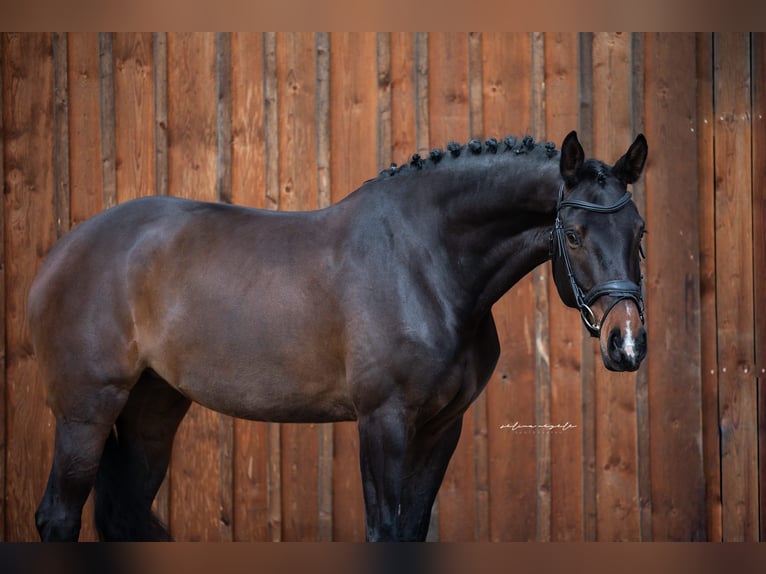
30,131 -> 648,541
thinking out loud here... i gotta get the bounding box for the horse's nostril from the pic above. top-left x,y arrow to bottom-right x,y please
608,328 -> 623,358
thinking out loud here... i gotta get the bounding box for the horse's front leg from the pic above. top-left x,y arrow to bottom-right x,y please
357,407 -> 410,541
358,405 -> 465,541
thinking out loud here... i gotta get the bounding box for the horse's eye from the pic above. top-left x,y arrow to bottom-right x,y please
565,230 -> 581,248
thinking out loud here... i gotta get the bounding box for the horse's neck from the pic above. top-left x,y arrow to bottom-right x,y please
432,159 -> 561,318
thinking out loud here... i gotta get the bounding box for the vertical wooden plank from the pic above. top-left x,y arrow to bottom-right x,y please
151,32 -> 172,529
66,31 -> 105,543
630,32 -> 652,542
0,32 -> 5,543
390,33 -> 416,166
482,32 -> 537,542
591,32 -> 640,541
468,32 -> 490,543
216,33 -> 232,206
376,33 -> 392,171
68,33 -> 103,229
113,33 -> 155,204
262,32 -> 282,541
315,32 -> 333,542
529,31 -> 552,544
166,32 -> 223,541
154,33 -> 168,198
428,32 -> 475,542
751,32 -> 766,542
578,32 -> 598,542
3,32 -> 57,541
714,32 -> 758,542
230,32 -> 270,542
415,32 -> 429,156
276,32 -> 320,541
99,33 -> 117,210
215,33 -> 234,543
329,32 -> 377,542
695,32 -> 722,543
544,31 -> 584,542
52,33 -> 70,238
644,33 -> 706,541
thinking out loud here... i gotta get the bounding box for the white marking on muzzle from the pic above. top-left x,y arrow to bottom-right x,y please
622,305 -> 636,360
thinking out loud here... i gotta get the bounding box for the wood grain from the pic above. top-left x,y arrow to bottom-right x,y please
644,32 -> 706,541
230,32 -> 270,542
751,32 -> 766,542
276,32 -> 320,541
166,32 -> 225,541
481,32 -> 538,542
3,32 -> 57,541
591,32 -> 640,541
113,33 -> 155,204
695,32 -> 722,543
545,32 -> 584,542
428,32 -> 477,542
329,32 -> 377,542
713,32 -> 758,542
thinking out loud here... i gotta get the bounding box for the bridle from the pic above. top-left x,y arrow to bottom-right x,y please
550,182 -> 645,338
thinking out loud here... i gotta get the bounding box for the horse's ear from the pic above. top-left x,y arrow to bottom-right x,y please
613,134 -> 648,185
560,130 -> 584,187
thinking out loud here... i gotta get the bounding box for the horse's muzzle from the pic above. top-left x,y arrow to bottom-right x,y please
599,300 -> 647,372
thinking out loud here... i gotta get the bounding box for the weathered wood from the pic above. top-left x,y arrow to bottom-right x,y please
544,31 -> 584,542
713,32 -> 758,542
529,31 -> 553,543
644,33 -> 705,541
390,33 -> 417,166
262,31 -> 282,541
99,33 -> 117,210
315,32 -> 334,542
153,33 -> 168,197
216,33 -> 232,206
468,31 -> 490,543
66,32 -> 105,542
68,33 -> 104,226
629,32 -> 652,542
166,32 -> 224,541
752,32 -> 766,542
214,34 -> 235,541
695,32 -> 722,543
113,33 -> 155,204
577,32 -> 598,543
3,32 -> 57,542
329,32 -> 377,542
376,33 -> 391,171
481,32 -> 538,542
591,32 -> 640,541
428,32 -> 476,542
0,33 -> 5,543
276,32 -> 320,541
52,33 -> 70,239
229,32 -> 269,542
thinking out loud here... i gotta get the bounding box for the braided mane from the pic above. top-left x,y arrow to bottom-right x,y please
376,135 -> 559,180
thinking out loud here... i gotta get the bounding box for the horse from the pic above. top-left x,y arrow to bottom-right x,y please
30,130 -> 648,542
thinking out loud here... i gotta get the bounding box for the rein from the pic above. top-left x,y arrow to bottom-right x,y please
550,183 -> 645,338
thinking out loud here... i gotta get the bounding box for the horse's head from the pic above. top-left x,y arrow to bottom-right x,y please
551,131 -> 648,372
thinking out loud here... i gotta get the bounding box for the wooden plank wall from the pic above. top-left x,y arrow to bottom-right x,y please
1,32 -> 764,541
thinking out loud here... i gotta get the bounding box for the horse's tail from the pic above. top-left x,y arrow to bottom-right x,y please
93,426 -> 173,541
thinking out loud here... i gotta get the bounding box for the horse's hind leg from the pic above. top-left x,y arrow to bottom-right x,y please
35,396 -> 128,541
94,371 -> 190,541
